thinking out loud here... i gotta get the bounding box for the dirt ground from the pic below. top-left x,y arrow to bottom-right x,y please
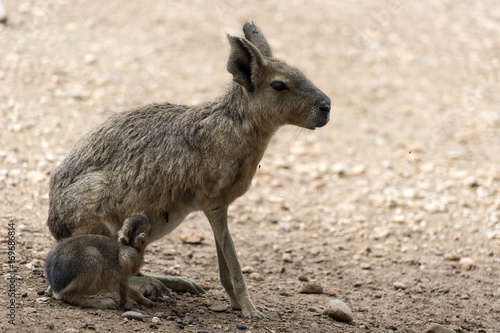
1,1 -> 499,332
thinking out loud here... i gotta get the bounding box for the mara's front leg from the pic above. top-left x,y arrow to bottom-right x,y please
205,206 -> 265,319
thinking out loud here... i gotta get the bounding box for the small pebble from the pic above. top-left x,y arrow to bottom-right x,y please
460,294 -> 470,299
0,2 -> 6,24
151,316 -> 162,325
437,288 -> 450,294
323,299 -> 353,322
208,303 -> 228,312
282,253 -> 293,263
298,281 -> 323,294
332,163 -> 345,175
84,54 -> 97,64
298,275 -> 309,282
392,215 -> 405,223
84,324 -> 96,330
402,188 -> 417,199
249,272 -> 264,281
236,324 -> 247,330
241,265 -> 254,273
351,164 -> 366,175
459,257 -> 476,271
180,233 -> 204,244
360,262 -> 372,270
35,297 -> 51,303
393,282 -> 407,290
172,309 -> 186,318
26,259 -> 45,270
444,254 -> 460,261
161,295 -> 176,303
122,311 -> 147,321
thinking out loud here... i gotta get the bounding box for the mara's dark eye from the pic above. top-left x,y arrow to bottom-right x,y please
270,81 -> 288,91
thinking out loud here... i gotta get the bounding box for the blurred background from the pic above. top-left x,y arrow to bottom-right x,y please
0,1 -> 499,332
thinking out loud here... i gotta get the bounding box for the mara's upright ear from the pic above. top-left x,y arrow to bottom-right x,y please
243,22 -> 272,57
133,233 -> 147,250
118,224 -> 132,246
226,34 -> 268,92
118,215 -> 150,246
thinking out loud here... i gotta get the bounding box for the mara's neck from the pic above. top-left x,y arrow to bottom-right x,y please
213,82 -> 280,149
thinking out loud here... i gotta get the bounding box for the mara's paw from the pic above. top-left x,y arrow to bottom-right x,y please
242,307 -> 266,319
153,275 -> 205,294
240,302 -> 266,319
130,275 -> 172,299
122,301 -> 133,311
138,297 -> 154,307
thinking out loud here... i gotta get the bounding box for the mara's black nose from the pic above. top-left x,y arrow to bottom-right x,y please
319,99 -> 331,114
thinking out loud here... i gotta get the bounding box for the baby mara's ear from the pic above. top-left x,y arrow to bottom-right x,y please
118,226 -> 132,246
132,232 -> 147,249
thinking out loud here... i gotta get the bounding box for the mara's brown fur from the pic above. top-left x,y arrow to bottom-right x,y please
47,22 -> 330,318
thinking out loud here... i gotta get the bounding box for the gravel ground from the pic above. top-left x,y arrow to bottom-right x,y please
1,1 -> 499,332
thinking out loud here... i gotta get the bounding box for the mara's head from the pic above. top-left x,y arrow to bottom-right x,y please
227,22 -> 330,130
118,215 -> 151,252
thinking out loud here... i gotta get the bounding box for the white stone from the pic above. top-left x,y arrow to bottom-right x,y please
393,281 -> 407,290
122,311 -> 147,321
241,265 -> 254,273
323,299 -> 353,322
459,257 -> 476,271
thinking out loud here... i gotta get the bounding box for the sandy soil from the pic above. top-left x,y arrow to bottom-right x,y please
1,1 -> 499,332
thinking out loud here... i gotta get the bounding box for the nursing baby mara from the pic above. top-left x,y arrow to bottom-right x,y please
45,215 -> 153,310
46,22 -> 330,318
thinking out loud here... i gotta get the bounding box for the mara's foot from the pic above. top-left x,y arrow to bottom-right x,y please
241,305 -> 266,319
142,274 -> 205,294
129,275 -> 172,300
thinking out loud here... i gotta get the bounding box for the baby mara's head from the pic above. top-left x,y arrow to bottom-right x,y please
118,215 -> 151,253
